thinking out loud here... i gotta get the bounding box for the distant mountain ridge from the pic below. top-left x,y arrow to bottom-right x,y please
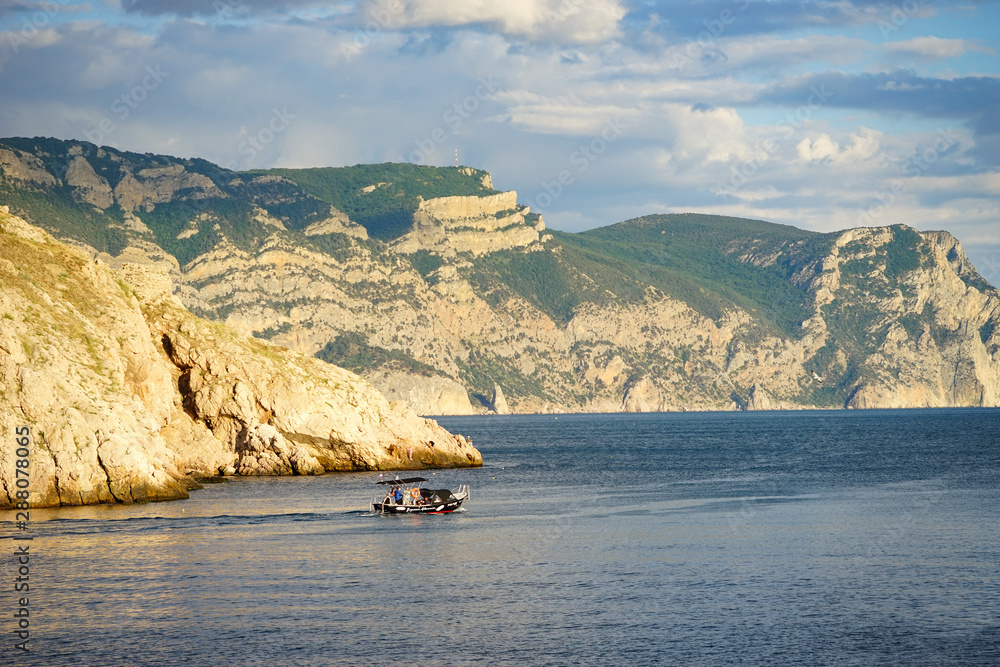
3,136 -> 999,413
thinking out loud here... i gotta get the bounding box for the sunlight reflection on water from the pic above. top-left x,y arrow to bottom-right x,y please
4,409 -> 999,666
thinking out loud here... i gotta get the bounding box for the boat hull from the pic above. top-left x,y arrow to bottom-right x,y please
372,498 -> 464,514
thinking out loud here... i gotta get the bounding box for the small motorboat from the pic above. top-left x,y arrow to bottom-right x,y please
372,476 -> 469,514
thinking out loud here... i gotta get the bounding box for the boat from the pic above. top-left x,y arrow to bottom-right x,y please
371,476 -> 470,514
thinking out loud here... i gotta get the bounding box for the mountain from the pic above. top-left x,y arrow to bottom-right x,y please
0,207 -> 480,509
3,136 -> 999,414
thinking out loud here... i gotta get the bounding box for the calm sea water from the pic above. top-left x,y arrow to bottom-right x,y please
4,409 -> 1000,666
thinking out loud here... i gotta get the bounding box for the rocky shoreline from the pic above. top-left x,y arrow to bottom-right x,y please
0,210 -> 481,509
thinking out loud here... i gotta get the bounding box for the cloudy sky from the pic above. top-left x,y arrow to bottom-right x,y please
2,0 -> 998,280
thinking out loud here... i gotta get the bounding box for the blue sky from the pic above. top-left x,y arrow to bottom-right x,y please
1,0 -> 998,281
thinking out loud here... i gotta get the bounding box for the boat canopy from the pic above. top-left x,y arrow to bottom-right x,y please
375,477 -> 428,485
421,489 -> 455,501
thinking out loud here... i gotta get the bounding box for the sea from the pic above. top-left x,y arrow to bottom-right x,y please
3,408 -> 1000,666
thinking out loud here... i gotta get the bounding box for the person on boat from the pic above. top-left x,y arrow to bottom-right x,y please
392,486 -> 404,504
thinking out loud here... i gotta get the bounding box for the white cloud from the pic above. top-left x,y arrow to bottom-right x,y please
357,0 -> 626,43
883,36 -> 994,61
492,91 -> 631,135
670,104 -> 751,163
1,4 -> 997,271
908,172 -> 1000,197
719,35 -> 872,70
492,87 -> 754,165
796,133 -> 839,162
796,128 -> 881,164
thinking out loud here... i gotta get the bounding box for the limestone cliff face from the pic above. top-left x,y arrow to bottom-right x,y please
0,210 -> 187,507
158,219 -> 1000,414
725,226 -> 1000,410
0,209 -> 480,509
1,143 -> 224,214
3,138 -> 998,415
0,148 -> 57,187
366,370 -> 477,415
153,303 -> 479,472
490,383 -> 511,415
65,155 -> 115,209
702,226 -> 1000,410
417,192 -> 519,222
830,229 -> 1000,408
394,192 -> 544,256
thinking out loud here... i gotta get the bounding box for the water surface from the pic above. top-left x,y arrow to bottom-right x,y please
4,409 -> 999,665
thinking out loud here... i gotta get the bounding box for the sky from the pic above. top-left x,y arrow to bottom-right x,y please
1,0 -> 998,282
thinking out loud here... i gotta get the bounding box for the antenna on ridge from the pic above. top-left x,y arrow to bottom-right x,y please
455,148 -> 459,168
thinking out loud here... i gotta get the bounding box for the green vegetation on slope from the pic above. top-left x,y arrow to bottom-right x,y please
408,249 -> 445,281
467,249 -> 593,325
10,137 -> 996,412
137,198 -> 234,266
883,226 -> 925,281
798,226 -> 936,406
982,320 -> 996,345
315,331 -> 442,377
455,348 -> 550,405
551,214 -> 835,338
0,181 -> 129,255
459,214 -> 835,337
137,178 -> 331,267
0,137 -> 341,267
839,225 -> 928,291
259,163 -> 496,241
229,175 -> 331,230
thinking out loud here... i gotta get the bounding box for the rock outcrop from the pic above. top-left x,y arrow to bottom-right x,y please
0,147 -> 57,187
0,209 -> 480,509
366,369 -> 477,415
152,298 -> 479,472
622,376 -> 666,413
3,137 -> 999,415
393,192 -> 544,256
826,228 -> 1000,409
65,155 -> 115,209
491,383 -> 511,415
746,384 -> 773,411
114,164 -> 225,212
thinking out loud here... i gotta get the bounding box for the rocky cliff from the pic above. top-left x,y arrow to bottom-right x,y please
0,208 -> 480,509
2,136 -> 999,415
394,191 -> 546,256
824,228 -> 1000,408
